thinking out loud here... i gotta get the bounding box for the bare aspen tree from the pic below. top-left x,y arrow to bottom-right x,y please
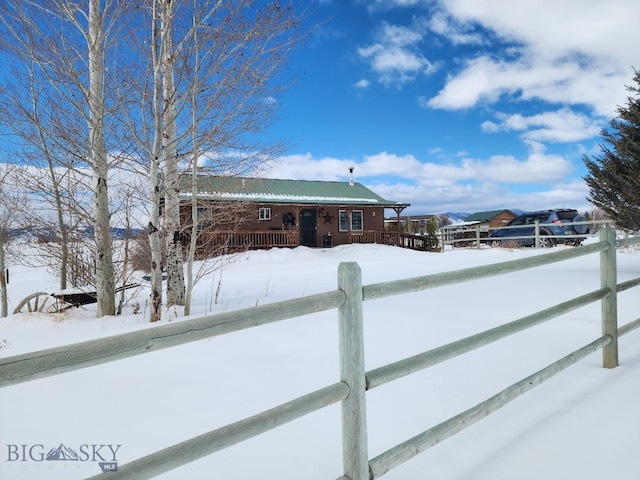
109,174 -> 146,315
9,164 -> 95,289
0,166 -> 19,318
86,0 -> 116,316
0,235 -> 6,318
0,62 -> 77,291
0,164 -> 28,317
159,0 -> 185,307
179,1 -> 303,314
182,198 -> 255,316
0,0 -> 129,317
184,10 -> 200,317
119,0 -> 305,320
141,0 -> 166,321
163,0 -> 305,313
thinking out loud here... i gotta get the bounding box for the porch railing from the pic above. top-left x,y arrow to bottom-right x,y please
197,229 -> 298,251
197,229 -> 401,252
347,230 -> 399,245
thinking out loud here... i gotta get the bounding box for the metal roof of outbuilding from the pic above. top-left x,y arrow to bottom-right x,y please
463,209 -> 515,222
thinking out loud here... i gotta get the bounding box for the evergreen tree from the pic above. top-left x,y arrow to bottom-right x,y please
584,69 -> 640,231
424,217 -> 440,251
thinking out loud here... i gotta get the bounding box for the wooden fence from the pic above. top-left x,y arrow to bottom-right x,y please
440,219 -> 609,249
1,228 -> 639,479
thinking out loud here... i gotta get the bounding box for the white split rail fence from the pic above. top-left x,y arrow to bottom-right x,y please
440,218 -> 611,249
1,228 -> 640,479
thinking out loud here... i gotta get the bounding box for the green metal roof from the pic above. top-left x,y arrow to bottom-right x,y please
463,209 -> 514,222
178,176 -> 409,208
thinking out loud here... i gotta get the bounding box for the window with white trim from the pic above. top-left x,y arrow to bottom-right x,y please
258,207 -> 271,221
351,210 -> 363,230
196,206 -> 214,230
339,210 -> 364,231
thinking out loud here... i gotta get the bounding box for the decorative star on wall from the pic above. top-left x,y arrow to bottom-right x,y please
321,211 -> 334,225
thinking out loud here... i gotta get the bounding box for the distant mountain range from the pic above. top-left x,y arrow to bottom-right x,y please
8,226 -> 143,241
443,212 -> 471,222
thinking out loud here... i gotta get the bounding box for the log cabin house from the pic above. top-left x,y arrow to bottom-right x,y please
178,175 -> 409,254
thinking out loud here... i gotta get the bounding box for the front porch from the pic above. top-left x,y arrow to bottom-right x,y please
195,229 -> 403,254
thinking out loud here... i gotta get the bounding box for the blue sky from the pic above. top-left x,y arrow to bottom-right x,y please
263,0 -> 640,215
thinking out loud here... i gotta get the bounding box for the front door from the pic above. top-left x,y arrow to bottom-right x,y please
299,209 -> 317,247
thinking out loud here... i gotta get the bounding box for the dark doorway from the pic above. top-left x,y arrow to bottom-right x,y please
299,209 -> 317,247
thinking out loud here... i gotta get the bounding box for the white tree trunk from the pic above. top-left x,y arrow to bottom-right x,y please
161,0 -> 185,307
0,238 -> 7,318
148,166 -> 163,321
147,0 -> 164,321
184,9 -> 200,318
89,0 -> 115,317
184,161 -> 198,316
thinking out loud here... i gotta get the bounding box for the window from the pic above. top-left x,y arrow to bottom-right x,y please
339,211 -> 348,231
258,207 -> 271,221
351,210 -> 363,230
339,210 -> 363,231
196,207 -> 214,230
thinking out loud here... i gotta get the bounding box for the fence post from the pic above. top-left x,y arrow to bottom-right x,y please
338,262 -> 369,480
600,227 -> 618,368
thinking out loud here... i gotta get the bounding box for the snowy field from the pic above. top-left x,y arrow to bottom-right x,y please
1,240 -> 640,480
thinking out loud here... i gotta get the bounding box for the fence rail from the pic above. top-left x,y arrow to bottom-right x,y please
1,228 -> 639,479
441,219 -> 613,249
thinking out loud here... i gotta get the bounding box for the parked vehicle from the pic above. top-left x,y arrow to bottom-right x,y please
488,209 -> 589,247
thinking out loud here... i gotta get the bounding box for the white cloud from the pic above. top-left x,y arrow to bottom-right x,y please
358,22 -> 436,87
442,0 -> 638,65
363,0 -> 427,13
361,152 -> 424,177
428,10 -> 484,45
426,54 -> 631,117
481,108 -> 603,143
370,178 -> 590,215
266,145 -> 576,214
427,0 -> 640,116
470,152 -> 573,184
354,79 -> 370,89
264,153 -> 357,182
272,148 -> 574,185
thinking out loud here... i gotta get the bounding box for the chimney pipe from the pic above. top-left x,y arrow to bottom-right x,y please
348,166 -> 354,186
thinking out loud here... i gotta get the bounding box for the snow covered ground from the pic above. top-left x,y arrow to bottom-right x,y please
1,240 -> 640,479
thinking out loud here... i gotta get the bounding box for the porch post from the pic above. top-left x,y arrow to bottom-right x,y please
293,206 -> 301,247
392,206 -> 404,246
